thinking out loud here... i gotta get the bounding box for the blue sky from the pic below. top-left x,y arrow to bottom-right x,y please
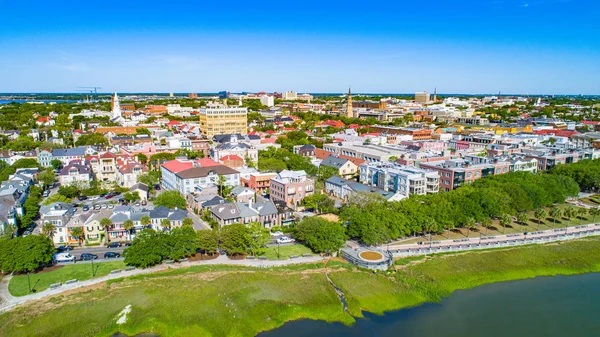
1,0 -> 598,94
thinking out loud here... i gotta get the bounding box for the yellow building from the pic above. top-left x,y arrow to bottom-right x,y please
198,106 -> 248,137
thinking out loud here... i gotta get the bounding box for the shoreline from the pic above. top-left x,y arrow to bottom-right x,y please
3,237 -> 600,337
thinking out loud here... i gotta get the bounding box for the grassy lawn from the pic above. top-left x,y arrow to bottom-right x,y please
3,237 -> 600,336
398,203 -> 597,245
263,244 -> 313,260
9,261 -> 126,297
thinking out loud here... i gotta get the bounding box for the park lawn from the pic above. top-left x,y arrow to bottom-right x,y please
4,237 -> 600,336
9,261 -> 126,297
263,244 -> 313,260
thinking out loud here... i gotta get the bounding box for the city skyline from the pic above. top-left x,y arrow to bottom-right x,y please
1,0 -> 599,94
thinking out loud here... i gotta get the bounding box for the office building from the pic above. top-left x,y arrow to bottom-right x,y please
415,91 -> 431,103
198,106 -> 248,137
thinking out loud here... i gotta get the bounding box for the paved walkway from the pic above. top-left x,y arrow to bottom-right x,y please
0,254 -> 324,313
384,223 -> 600,257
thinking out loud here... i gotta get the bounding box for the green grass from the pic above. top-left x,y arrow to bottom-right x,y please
3,237 -> 600,337
263,244 -> 313,260
8,261 -> 126,297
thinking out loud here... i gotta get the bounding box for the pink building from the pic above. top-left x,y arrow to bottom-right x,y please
269,170 -> 314,209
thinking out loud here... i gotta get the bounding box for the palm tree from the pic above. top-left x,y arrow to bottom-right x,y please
464,217 -> 476,238
563,207 -> 576,228
70,226 -> 83,247
481,217 -> 492,236
161,218 -> 172,231
577,207 -> 587,225
549,207 -> 562,229
140,215 -> 151,229
100,217 -> 112,244
589,207 -> 600,223
534,208 -> 547,230
42,222 -> 55,239
499,214 -> 511,234
217,174 -> 226,197
123,220 -> 134,241
517,212 -> 528,232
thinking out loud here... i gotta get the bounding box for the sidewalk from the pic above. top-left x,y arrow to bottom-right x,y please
0,254 -> 324,313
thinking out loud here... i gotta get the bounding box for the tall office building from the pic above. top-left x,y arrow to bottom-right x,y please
281,91 -> 297,100
198,106 -> 248,137
415,91 -> 431,103
346,87 -> 353,118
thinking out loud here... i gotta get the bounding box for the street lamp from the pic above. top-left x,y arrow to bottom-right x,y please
27,272 -> 31,293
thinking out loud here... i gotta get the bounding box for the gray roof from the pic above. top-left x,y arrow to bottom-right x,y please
202,196 -> 227,207
251,199 -> 277,216
59,162 -> 90,176
150,206 -> 171,218
129,211 -> 150,222
210,203 -> 240,220
168,209 -> 188,221
110,213 -> 129,223
321,155 -> 349,169
52,147 -> 86,157
230,185 -> 254,196
130,183 -> 149,192
216,142 -> 251,151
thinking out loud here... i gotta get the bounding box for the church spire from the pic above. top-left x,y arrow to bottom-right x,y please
111,92 -> 121,119
346,87 -> 353,118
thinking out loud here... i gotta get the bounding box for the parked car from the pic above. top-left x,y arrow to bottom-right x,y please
53,253 -> 76,263
82,205 -> 90,211
141,200 -> 147,206
104,252 -> 121,259
107,242 -> 122,248
100,193 -> 108,198
276,236 -> 295,244
135,202 -> 140,206
101,204 -> 108,209
56,245 -> 73,252
93,204 -> 101,210
88,196 -> 100,201
105,195 -> 114,200
271,231 -> 284,236
22,230 -> 32,237
77,196 -> 88,201
124,242 -> 132,247
42,190 -> 50,197
80,253 -> 98,261
154,184 -> 161,190
108,204 -> 115,209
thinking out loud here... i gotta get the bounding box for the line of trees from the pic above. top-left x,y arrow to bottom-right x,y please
0,235 -> 55,273
551,159 -> 600,192
341,172 -> 580,245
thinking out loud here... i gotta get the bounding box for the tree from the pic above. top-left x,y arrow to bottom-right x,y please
563,207 -> 576,227
70,227 -> 83,247
161,218 -> 172,231
295,217 -> 346,254
499,214 -> 511,234
166,226 -> 198,260
534,208 -> 547,230
316,165 -> 339,183
42,193 -> 71,205
388,156 -> 398,162
123,220 -> 135,241
75,133 -> 108,146
42,222 -> 55,239
123,229 -> 165,268
140,215 -> 151,228
0,235 -> 55,273
482,217 -> 493,236
137,172 -> 160,187
36,168 -> 57,188
549,207 -> 562,229
197,229 -> 219,255
589,207 -> 600,223
154,190 -> 186,209
246,222 -> 271,256
58,184 -> 81,198
123,191 -> 140,203
464,217 -> 476,238
220,223 -> 250,255
100,218 -> 113,243
136,153 -> 148,165
517,212 -> 528,232
50,159 -> 63,170
182,217 -> 193,227
302,193 -> 335,214
577,207 -> 587,225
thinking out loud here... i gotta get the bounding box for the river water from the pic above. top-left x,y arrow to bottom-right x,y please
259,273 -> 600,337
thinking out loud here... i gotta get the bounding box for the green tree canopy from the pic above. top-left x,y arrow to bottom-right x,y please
154,190 -> 186,209
295,217 -> 346,254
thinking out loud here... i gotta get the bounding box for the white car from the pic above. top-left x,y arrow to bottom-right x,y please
88,196 -> 100,201
276,236 -> 295,244
53,253 -> 76,263
271,231 -> 284,236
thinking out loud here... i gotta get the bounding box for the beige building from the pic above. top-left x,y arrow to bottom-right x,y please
198,106 -> 248,137
415,91 -> 431,103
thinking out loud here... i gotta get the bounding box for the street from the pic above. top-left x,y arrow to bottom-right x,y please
62,246 -> 125,262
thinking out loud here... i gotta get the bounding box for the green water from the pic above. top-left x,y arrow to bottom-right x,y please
260,273 -> 600,337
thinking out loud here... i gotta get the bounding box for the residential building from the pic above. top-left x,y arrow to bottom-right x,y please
240,171 -> 277,194
359,163 -> 439,197
161,158 -> 239,195
210,135 -> 258,166
270,170 -> 314,208
58,161 -> 92,187
320,155 -> 359,179
130,183 -> 149,201
230,186 -> 256,203
198,106 -> 248,137
325,176 -> 395,201
209,197 -> 281,228
293,144 -> 317,157
52,147 -> 91,166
